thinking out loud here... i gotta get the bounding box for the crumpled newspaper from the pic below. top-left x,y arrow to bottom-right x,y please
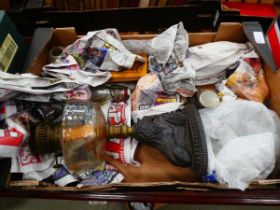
77,161 -> 124,188
0,71 -> 82,103
124,24 -> 257,91
124,22 -> 196,97
97,85 -> 140,166
0,70 -> 94,102
43,28 -> 144,87
23,157 -> 79,187
11,141 -> 56,174
148,22 -> 196,97
0,28 -> 144,102
0,71 -> 81,94
130,73 -> 183,122
0,118 -> 27,158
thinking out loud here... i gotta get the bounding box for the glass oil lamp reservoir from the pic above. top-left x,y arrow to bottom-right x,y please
32,100 -> 133,174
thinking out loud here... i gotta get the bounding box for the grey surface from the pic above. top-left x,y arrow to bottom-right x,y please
0,198 -> 280,210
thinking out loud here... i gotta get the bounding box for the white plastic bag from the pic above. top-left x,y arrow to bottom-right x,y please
199,100 -> 280,190
189,41 -> 253,86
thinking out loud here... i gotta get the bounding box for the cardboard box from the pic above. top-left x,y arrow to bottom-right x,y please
3,22 -> 280,204
0,10 -> 29,74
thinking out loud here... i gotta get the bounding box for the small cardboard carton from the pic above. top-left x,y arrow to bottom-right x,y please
3,22 -> 280,203
0,10 -> 29,74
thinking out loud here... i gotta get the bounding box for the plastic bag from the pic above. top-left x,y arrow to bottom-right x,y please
199,100 -> 280,190
225,57 -> 269,103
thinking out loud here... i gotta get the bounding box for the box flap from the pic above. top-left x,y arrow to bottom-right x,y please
25,27 -> 78,75
214,22 -> 247,43
23,27 -> 53,72
243,21 -> 278,72
52,27 -> 77,47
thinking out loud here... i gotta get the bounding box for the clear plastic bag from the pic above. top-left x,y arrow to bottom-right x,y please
199,100 -> 280,190
226,58 -> 269,103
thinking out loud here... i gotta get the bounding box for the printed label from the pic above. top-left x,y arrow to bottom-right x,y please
0,128 -> 23,147
108,102 -> 127,126
0,34 -> 18,72
19,144 -> 42,166
86,47 -> 107,67
253,31 -> 265,44
106,138 -> 125,163
155,92 -> 178,105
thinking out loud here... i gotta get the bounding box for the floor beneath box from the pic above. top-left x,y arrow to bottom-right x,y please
0,198 -> 280,210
